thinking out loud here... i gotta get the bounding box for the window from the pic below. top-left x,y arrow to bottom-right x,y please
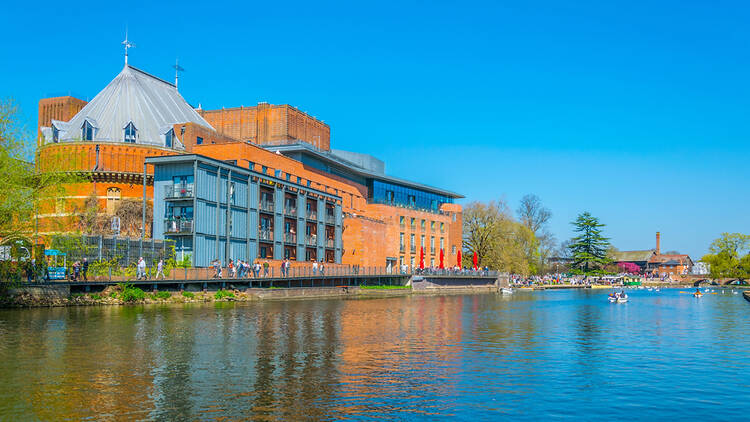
164,128 -> 175,148
286,173 -> 291,181
452,245 -> 456,254
431,221 -> 435,231
196,136 -> 203,145
124,122 -> 137,143
52,125 -> 59,142
440,237 -> 444,250
259,245 -> 268,259
410,256 -> 415,267
440,222 -> 445,232
410,217 -> 415,228
430,258 -> 435,267
399,216 -> 405,226
106,187 -> 121,214
307,180 -> 311,187
421,219 -> 425,230
399,256 -> 404,266
81,120 -> 94,141
430,236 -> 435,249
408,195 -> 416,207
410,234 -> 415,247
386,190 -> 394,204
297,177 -> 301,183
261,166 -> 267,174
399,233 -> 405,246
420,235 -> 425,248
274,169 -> 281,178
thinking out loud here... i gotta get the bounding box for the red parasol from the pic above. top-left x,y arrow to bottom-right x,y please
457,250 -> 462,268
472,251 -> 478,270
439,248 -> 445,269
419,247 -> 425,270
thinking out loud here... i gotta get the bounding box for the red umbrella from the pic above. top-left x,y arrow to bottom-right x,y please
472,251 -> 478,271
457,250 -> 462,268
439,248 -> 445,269
419,247 -> 425,270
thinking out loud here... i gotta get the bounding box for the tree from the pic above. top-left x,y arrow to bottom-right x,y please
517,194 -> 556,272
701,233 -> 750,280
115,198 -> 153,237
0,99 -> 73,244
463,199 -> 538,275
568,211 -> 610,274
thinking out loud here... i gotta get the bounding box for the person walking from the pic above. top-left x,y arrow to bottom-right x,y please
137,257 -> 147,280
82,258 -> 89,282
312,260 -> 319,276
155,259 -> 165,280
320,261 -> 325,276
263,260 -> 269,277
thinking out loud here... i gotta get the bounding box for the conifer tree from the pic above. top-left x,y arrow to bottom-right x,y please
568,211 -> 610,273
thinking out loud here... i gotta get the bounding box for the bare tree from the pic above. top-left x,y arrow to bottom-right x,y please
115,199 -> 152,237
517,194 -> 551,234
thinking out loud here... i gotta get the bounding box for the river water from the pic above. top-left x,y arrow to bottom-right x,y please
0,289 -> 748,420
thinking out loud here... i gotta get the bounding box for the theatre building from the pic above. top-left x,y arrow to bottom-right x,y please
36,61 -> 463,268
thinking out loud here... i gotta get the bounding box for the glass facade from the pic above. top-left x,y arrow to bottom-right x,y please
370,180 -> 454,212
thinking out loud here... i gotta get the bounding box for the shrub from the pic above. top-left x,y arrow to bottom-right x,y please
182,291 -> 195,299
214,289 -> 235,300
155,291 -> 171,300
89,293 -> 102,300
119,284 -> 146,302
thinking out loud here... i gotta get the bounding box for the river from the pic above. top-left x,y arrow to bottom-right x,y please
0,288 -> 748,420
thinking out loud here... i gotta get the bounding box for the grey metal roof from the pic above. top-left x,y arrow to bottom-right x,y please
44,65 -> 213,147
267,142 -> 464,198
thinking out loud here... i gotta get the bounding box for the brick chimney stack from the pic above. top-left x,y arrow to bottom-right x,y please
656,231 -> 661,255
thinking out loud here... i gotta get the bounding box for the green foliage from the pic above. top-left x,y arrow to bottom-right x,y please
568,212 -> 610,274
701,233 -> 750,280
89,293 -> 102,300
181,291 -> 195,299
214,289 -> 235,300
118,283 -> 145,302
176,253 -> 192,269
154,291 -> 171,300
360,285 -> 410,289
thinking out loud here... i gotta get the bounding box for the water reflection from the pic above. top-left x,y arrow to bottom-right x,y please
1,289 -> 749,420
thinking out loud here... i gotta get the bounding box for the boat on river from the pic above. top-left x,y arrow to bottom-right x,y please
694,292 -> 703,298
608,292 -> 628,303
743,291 -> 750,303
500,287 -> 513,295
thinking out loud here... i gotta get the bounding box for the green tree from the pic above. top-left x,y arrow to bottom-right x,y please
463,199 -> 538,275
568,211 -> 610,274
701,233 -> 750,280
0,99 -> 75,244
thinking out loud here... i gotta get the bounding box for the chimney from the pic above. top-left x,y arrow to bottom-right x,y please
656,231 -> 661,255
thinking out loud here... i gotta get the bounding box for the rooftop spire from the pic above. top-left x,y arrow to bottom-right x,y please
122,29 -> 135,65
173,59 -> 185,90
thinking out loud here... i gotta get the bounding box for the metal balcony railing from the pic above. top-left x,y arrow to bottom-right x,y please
326,238 -> 335,248
260,201 -> 274,213
283,232 -> 297,243
284,206 -> 297,216
165,184 -> 194,199
259,229 -> 273,241
326,214 -> 335,224
306,235 -> 317,246
307,211 -> 317,220
164,219 -> 193,234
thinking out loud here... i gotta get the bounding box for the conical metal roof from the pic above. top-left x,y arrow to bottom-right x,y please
47,64 -> 212,148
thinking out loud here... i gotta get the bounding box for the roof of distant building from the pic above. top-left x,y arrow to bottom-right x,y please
41,65 -> 213,147
267,142 -> 463,199
611,250 -> 656,263
650,254 -> 692,265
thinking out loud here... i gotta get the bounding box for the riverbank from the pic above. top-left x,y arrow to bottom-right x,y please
0,283 -> 502,308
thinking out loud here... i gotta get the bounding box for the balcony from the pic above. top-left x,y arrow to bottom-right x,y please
326,238 -> 335,248
326,214 -> 335,225
164,219 -> 193,234
284,205 -> 297,216
259,229 -> 273,241
260,201 -> 274,213
306,235 -> 317,246
283,232 -> 297,243
307,210 -> 317,220
165,184 -> 194,199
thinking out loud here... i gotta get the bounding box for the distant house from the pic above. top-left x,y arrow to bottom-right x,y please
610,249 -> 656,272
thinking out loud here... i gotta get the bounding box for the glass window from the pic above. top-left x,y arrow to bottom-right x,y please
164,128 -> 174,148
81,120 -> 94,141
420,235 -> 425,247
410,234 -> 415,246
124,122 -> 137,143
106,187 -> 121,214
52,125 -> 59,142
410,218 -> 415,227
196,136 -> 203,145
400,233 -> 404,246
262,166 -> 268,174
399,216 -> 405,225
274,169 -> 281,178
421,219 -> 425,230
431,221 -> 435,231
440,237 -> 444,249
440,222 -> 445,232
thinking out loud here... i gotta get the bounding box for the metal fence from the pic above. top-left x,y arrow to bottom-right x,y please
49,235 -> 175,267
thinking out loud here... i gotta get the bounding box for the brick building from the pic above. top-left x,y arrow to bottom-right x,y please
36,62 -> 463,268
612,232 -> 693,277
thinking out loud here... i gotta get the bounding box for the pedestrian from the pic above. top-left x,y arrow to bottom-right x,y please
312,260 -> 319,276
155,259 -> 165,280
229,259 -> 235,278
73,261 -> 80,281
320,261 -> 325,276
137,257 -> 147,280
82,258 -> 89,282
263,260 -> 269,277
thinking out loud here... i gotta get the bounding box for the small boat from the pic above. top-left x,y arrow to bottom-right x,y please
744,291 -> 750,303
500,287 -> 513,295
694,292 -> 703,298
617,296 -> 628,303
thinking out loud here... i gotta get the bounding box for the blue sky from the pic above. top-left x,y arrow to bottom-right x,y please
1,0 -> 748,258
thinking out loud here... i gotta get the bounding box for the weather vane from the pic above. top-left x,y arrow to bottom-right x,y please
174,59 -> 185,89
122,28 -> 135,65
